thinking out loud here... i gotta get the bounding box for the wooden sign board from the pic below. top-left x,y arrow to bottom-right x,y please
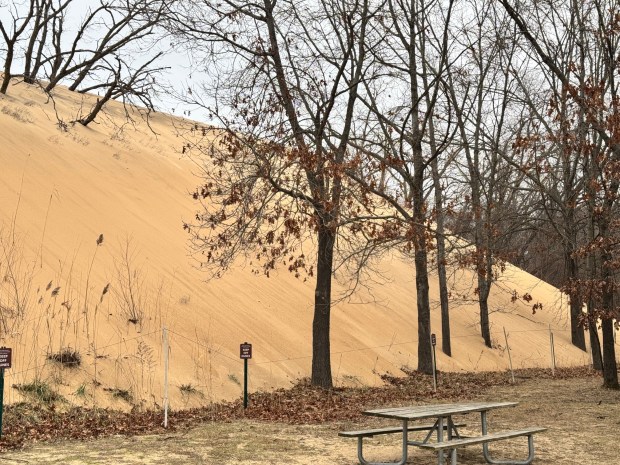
0,348 -> 12,369
240,343 -> 252,359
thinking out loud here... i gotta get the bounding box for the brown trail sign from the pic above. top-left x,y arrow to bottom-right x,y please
0,347 -> 12,438
0,347 -> 11,369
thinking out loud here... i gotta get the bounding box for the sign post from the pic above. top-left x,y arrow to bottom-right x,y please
240,342 -> 252,409
0,347 -> 12,439
430,334 -> 437,392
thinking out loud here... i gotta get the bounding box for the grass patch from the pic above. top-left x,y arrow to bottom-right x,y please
74,383 -> 87,397
103,387 -> 133,403
1,105 -> 33,123
47,348 -> 82,367
13,380 -> 64,404
179,383 -> 200,394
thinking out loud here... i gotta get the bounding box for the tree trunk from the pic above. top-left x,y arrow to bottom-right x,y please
569,297 -> 586,350
438,254 -> 451,356
586,152 -> 602,370
587,301 -> 603,371
23,3 -> 46,85
601,317 -> 618,388
76,81 -> 116,126
413,153 -> 432,374
599,214 -> 618,387
311,223 -> 334,389
473,192 -> 491,348
565,227 -> 586,351
478,280 -> 492,347
1,44 -> 14,94
600,249 -> 618,388
430,134 -> 451,356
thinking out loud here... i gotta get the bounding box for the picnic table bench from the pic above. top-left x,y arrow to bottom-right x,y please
340,401 -> 546,465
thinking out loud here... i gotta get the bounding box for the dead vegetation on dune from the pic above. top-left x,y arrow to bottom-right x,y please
0,366 -> 599,452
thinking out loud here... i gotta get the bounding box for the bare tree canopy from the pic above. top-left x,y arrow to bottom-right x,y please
1,0 -> 171,125
174,0 -> 380,388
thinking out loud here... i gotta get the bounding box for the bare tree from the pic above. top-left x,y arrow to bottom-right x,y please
2,0 -> 171,127
495,0 -> 591,353
430,133 -> 453,356
72,52 -> 168,126
444,0 -> 530,348
349,0 -> 456,374
43,0 -> 170,92
500,0 -> 620,388
22,0 -> 71,84
174,0 -> 377,388
0,0 -> 35,93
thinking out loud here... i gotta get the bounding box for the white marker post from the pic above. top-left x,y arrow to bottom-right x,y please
163,327 -> 169,428
503,327 -> 515,383
549,325 -> 556,376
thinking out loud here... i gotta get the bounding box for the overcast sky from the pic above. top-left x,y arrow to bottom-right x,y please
0,0 -> 213,122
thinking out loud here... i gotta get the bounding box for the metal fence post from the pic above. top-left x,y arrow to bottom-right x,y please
503,327 -> 515,383
163,327 -> 169,428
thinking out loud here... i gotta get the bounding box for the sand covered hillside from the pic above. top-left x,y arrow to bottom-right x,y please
0,81 -> 605,410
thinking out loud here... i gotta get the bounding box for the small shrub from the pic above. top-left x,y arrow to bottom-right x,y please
47,348 -> 82,367
179,295 -> 191,305
179,383 -> 198,394
104,387 -> 133,403
13,380 -> 64,403
228,374 -> 240,386
1,105 -> 33,123
75,383 -> 87,397
56,119 -> 69,132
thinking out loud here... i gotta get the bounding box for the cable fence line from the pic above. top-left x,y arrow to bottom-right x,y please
166,329 -> 239,363
95,329 -> 161,351
0,330 -> 162,380
0,320 -> 607,409
165,326 -> 592,369
0,324 -> 596,381
165,328 -> 420,365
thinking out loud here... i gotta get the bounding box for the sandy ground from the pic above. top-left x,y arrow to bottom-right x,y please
2,375 -> 618,465
0,80 -> 610,411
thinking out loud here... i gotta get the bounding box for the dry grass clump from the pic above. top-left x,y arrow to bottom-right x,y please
47,348 -> 82,367
103,387 -> 133,403
1,104 -> 33,123
12,380 -> 64,404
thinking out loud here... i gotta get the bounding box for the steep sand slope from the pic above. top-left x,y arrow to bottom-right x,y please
0,82 -> 602,409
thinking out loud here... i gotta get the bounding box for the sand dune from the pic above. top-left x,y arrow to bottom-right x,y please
0,81 -> 604,410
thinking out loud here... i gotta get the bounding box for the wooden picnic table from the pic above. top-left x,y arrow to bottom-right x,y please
340,401 -> 546,465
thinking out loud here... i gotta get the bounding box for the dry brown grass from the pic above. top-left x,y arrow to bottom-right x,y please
1,370 -> 618,464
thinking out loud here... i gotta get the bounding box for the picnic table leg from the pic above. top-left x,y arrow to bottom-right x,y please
481,411 -> 537,465
481,434 -> 536,465
437,416 -> 444,465
356,419 -> 409,465
436,416 -> 458,465
447,417 -> 457,465
481,411 -> 488,435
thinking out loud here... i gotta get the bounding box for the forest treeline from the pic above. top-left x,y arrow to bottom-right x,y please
2,0 -> 619,389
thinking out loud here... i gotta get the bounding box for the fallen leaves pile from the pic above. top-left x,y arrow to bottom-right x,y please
0,366 -> 597,451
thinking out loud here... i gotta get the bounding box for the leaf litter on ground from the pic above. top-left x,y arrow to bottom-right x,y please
0,366 -> 599,452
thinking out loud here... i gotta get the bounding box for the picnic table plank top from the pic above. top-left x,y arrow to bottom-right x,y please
363,401 -> 518,420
